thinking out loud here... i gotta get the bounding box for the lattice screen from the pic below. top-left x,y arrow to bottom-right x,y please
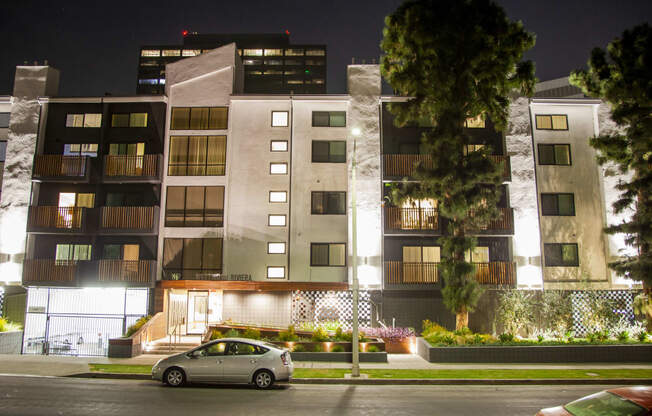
571,290 -> 635,336
291,290 -> 371,329
0,289 -> 4,316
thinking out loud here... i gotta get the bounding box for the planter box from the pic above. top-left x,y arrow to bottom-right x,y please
0,331 -> 23,354
290,352 -> 388,363
270,341 -> 385,353
384,338 -> 414,354
108,337 -> 141,358
417,337 -> 652,363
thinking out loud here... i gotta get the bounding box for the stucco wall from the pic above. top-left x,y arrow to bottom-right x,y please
0,331 -> 23,354
222,291 -> 291,327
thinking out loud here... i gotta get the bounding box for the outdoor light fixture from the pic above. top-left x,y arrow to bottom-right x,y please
351,127 -> 361,136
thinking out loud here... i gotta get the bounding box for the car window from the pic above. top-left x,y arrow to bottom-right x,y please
227,342 -> 266,356
197,342 -> 226,357
564,391 -> 646,416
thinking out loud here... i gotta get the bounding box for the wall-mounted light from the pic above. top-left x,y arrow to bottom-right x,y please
351,127 -> 361,137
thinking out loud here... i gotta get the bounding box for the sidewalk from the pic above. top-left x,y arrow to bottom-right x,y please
2,353 -> 652,378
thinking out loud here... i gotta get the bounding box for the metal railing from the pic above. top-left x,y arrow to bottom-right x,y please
23,259 -> 77,282
98,260 -> 155,283
33,155 -> 88,177
385,207 -> 439,231
27,206 -> 84,229
384,261 -> 515,286
104,155 -> 159,177
100,206 -> 155,230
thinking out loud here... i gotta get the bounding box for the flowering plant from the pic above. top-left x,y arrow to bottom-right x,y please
361,327 -> 415,342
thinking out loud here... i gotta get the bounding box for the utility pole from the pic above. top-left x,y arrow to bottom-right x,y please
351,128 -> 361,377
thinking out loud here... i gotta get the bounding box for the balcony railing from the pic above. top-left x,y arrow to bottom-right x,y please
384,207 -> 439,231
384,154 -> 511,181
100,206 -> 156,230
384,261 -> 515,286
27,206 -> 85,230
468,207 -> 514,233
23,259 -> 77,283
33,155 -> 88,178
162,269 -> 224,281
104,155 -> 159,178
98,260 -> 155,284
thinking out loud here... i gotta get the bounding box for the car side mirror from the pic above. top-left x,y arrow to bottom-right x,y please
188,350 -> 201,359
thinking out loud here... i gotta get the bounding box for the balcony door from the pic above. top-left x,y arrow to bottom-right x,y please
402,246 -> 440,283
187,290 -> 208,335
400,198 -> 437,230
57,192 -> 93,228
108,143 -> 145,175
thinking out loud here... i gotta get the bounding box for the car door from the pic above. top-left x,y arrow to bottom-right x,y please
186,341 -> 226,382
221,342 -> 263,383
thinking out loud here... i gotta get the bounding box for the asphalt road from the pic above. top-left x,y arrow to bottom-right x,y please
0,375 -> 617,416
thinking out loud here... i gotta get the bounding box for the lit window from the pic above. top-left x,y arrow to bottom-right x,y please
285,49 -> 304,56
66,114 -> 84,128
159,79 -> 166,85
83,114 -> 102,128
264,49 -> 283,56
243,59 -> 262,66
264,70 -> 283,75
312,111 -> 346,127
538,144 -> 571,165
168,135 -> 227,176
129,113 -> 148,127
267,243 -> 286,254
305,59 -> 325,66
264,59 -> 283,66
311,243 -> 346,266
171,107 -> 228,130
268,215 -> 286,226
267,266 -> 285,279
287,80 -> 304,85
64,143 -> 98,157
465,247 -> 490,263
55,244 -> 92,261
270,140 -> 288,152
465,114 -> 485,128
269,191 -> 287,203
162,49 -> 181,57
141,50 -> 160,57
243,49 -> 263,56
544,243 -> 579,267
138,79 -> 158,85
536,114 -> 568,130
312,79 -> 325,84
66,113 -> 102,128
541,193 -> 575,216
182,49 -> 201,57
270,163 -> 287,175
284,70 -> 298,76
306,49 -> 325,56
271,111 -> 289,127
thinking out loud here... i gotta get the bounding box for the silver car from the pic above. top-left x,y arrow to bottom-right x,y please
152,337 -> 293,389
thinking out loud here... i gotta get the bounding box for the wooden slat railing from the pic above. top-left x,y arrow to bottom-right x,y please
488,155 -> 511,180
27,206 -> 84,229
384,154 -> 511,180
468,207 -> 514,232
98,260 -> 154,283
104,155 -> 158,177
384,261 -> 515,285
33,155 -> 87,177
385,207 -> 439,231
23,259 -> 77,282
100,206 -> 155,230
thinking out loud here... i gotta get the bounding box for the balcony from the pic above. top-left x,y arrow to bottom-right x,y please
32,155 -> 90,182
384,207 -> 439,233
383,154 -> 511,181
22,259 -> 156,287
99,206 -> 159,234
27,206 -> 87,233
468,207 -> 514,235
162,269 -> 225,281
384,261 -> 516,287
103,155 -> 161,182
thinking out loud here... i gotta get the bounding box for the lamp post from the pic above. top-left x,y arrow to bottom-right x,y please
351,127 -> 361,377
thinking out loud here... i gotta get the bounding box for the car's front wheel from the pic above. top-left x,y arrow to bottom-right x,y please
164,367 -> 186,387
253,370 -> 274,389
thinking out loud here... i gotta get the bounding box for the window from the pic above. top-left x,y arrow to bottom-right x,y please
465,247 -> 489,263
311,243 -> 346,266
311,191 -> 346,215
105,192 -> 143,206
63,143 -> 98,157
463,144 -> 485,155
535,114 -> 568,130
312,141 -> 346,163
58,192 -> 95,208
268,215 -> 286,227
538,144 -> 571,165
264,59 -> 283,66
271,111 -> 288,127
0,113 -> 9,128
103,244 -> 139,260
306,49 -> 325,56
267,266 -> 285,279
287,80 -> 303,85
66,113 -> 102,128
111,113 -> 148,127
139,79 -> 158,85
267,243 -> 286,254
541,193 -> 575,216
198,342 -> 227,356
182,49 -> 201,57
285,49 -> 304,56
269,191 -> 287,203
163,238 -> 223,279
55,244 -> 92,262
243,59 -> 262,66
465,114 -> 485,128
0,141 -> 6,162
165,186 -> 225,227
243,49 -> 263,56
162,49 -> 180,57
270,163 -> 288,175
170,107 -> 228,130
402,246 -> 440,263
270,140 -> 288,152
168,135 -> 227,175
264,49 -> 283,56
305,59 -> 325,66
544,243 -> 579,267
141,50 -> 160,57
108,142 -> 144,156
312,111 -> 346,127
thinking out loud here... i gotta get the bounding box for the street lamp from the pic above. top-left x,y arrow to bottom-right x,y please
351,126 -> 361,378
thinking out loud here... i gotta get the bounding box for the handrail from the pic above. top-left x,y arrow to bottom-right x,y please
127,312 -> 166,351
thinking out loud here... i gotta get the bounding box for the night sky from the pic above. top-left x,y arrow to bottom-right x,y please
1,0 -> 650,96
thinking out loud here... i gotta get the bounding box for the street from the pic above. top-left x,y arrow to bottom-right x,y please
0,375 -> 618,416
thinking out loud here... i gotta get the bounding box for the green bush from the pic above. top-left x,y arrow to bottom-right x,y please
124,315 -> 151,338
498,333 -> 514,343
367,345 -> 380,353
224,329 -> 240,338
497,290 -> 535,335
472,334 -> 486,345
209,330 -> 223,340
638,331 -> 649,342
617,330 -> 630,342
422,319 -> 448,337
537,335 -> 544,343
312,343 -> 324,352
0,317 -> 22,333
291,344 -> 306,352
334,327 -> 344,340
242,328 -> 261,340
279,325 -> 299,342
331,344 -> 345,353
453,326 -> 472,336
311,326 -> 330,342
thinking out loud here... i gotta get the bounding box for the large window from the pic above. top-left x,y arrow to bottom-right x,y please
465,247 -> 490,263
165,186 -> 224,227
311,191 -> 346,215
538,144 -> 571,165
168,135 -> 226,175
163,238 -> 223,279
55,244 -> 92,262
170,107 -> 228,130
63,143 -> 98,157
311,243 -> 346,266
535,114 -> 568,130
541,193 -> 575,216
111,113 -> 148,127
66,113 -> 102,128
312,141 -> 346,163
544,243 -> 579,267
312,111 -> 346,127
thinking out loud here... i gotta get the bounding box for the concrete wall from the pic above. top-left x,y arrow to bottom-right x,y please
221,291 -> 291,327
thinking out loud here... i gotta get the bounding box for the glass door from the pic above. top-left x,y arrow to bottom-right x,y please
187,291 -> 208,335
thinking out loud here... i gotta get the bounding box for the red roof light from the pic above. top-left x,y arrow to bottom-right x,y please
182,30 -> 189,37
285,29 -> 290,35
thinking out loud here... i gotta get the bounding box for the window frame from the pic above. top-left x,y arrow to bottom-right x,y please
310,243 -> 347,267
268,214 -> 287,227
311,140 -> 346,163
269,163 -> 288,175
270,140 -> 288,152
66,113 -> 102,128
544,243 -> 579,267
266,266 -> 286,279
170,107 -> 229,130
311,191 -> 346,215
164,186 -> 225,227
267,242 -> 286,254
162,238 -> 224,278
535,114 -> 569,131
271,111 -> 289,127
541,193 -> 575,216
537,144 -> 572,166
311,111 -> 347,127
168,135 -> 227,176
269,191 -> 288,203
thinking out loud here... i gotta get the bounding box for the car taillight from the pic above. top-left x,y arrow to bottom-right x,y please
281,352 -> 289,366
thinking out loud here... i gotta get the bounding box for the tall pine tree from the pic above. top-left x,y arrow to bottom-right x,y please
381,0 -> 535,329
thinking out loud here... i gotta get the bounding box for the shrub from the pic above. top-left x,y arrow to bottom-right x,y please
224,329 -> 240,338
498,333 -> 514,343
279,325 -> 299,342
242,328 -> 261,340
537,335 -> 544,343
124,315 -> 151,338
209,330 -> 223,340
331,344 -> 345,353
291,344 -> 306,352
497,290 -> 535,335
311,327 -> 330,342
422,319 -> 447,337
334,327 -> 344,340
441,334 -> 456,345
540,290 -> 572,338
617,330 -> 630,342
472,334 -> 486,345
367,345 -> 380,352
0,317 -> 22,333
453,327 -> 472,336
638,332 -> 649,342
312,343 -> 324,352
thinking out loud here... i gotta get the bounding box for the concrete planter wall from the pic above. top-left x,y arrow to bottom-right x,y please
417,337 -> 652,363
290,352 -> 388,363
0,331 -> 23,354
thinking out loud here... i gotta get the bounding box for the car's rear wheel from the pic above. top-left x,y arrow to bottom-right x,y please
253,370 -> 274,389
164,367 -> 186,387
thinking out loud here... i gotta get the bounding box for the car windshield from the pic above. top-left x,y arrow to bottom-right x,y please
564,391 -> 646,416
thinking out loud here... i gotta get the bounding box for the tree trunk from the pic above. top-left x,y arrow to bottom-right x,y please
456,307 -> 468,330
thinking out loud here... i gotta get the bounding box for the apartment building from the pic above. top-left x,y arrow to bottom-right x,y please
138,33 -> 327,95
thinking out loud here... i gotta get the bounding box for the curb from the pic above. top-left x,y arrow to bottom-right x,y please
68,373 -> 652,385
